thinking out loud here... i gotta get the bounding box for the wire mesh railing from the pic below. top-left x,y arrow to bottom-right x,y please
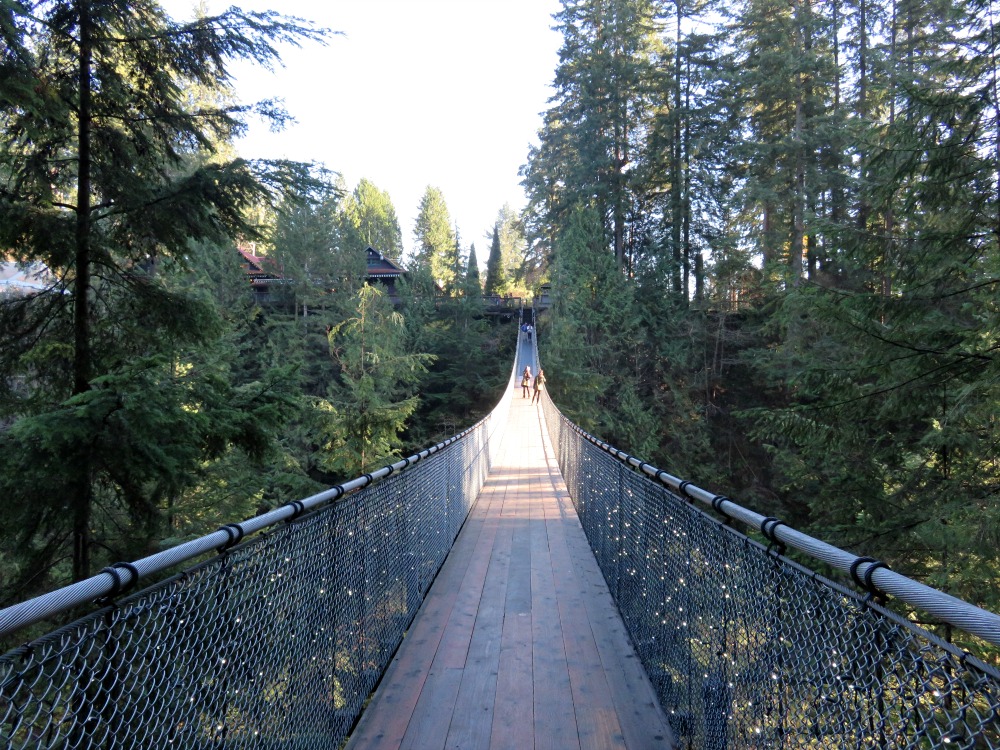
539,389 -> 1000,750
0,365 -> 515,749
6,322 -> 1000,750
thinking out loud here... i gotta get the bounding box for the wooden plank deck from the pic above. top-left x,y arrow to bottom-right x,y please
345,359 -> 675,750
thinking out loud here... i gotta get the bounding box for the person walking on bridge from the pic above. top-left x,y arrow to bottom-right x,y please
521,366 -> 532,398
532,368 -> 545,404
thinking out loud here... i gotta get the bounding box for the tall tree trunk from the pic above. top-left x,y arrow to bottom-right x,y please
992,0 -> 1000,245
672,0 -> 684,296
828,0 -> 845,278
73,0 -> 94,582
614,169 -> 627,269
685,50 -> 699,301
791,0 -> 807,286
856,0 -> 871,235
883,0 -> 900,300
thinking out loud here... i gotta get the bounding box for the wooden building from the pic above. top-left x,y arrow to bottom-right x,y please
237,246 -> 286,303
365,246 -> 406,301
237,245 -> 408,304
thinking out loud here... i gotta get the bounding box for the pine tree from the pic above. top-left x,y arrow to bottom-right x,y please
269,187 -> 368,316
496,203 -> 527,295
523,0 -> 663,270
464,243 -> 482,296
0,0 -> 326,587
545,204 -> 636,431
320,284 -> 432,475
484,223 -> 505,296
412,186 -> 457,291
349,178 -> 403,260
451,226 -> 465,291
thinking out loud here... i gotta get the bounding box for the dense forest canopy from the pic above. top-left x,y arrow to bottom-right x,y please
0,0 -> 998,658
525,0 -> 1000,648
0,0 -> 518,619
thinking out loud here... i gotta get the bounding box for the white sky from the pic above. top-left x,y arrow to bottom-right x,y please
161,0 -> 563,263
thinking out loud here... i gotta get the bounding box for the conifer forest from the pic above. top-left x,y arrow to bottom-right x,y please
2,0 -> 999,660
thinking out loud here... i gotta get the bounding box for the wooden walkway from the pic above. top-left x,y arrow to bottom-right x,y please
345,366 -> 675,750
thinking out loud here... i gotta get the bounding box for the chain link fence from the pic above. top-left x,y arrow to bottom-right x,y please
540,392 -> 1000,750
5,332 -> 1000,750
0,373 -> 513,749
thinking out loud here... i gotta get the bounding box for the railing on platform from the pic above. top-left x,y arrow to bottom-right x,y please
539,388 -> 1000,750
0,363 -> 516,748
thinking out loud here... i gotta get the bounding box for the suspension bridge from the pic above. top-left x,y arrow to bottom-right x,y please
1,333 -> 999,749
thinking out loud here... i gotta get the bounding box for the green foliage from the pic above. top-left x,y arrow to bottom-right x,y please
464,243 -> 482,296
412,185 -> 457,291
523,0 -> 664,270
0,0 -> 328,587
3,0 -> 1000,660
268,188 -> 367,316
343,177 -> 403,260
484,224 -> 505,296
545,204 -> 637,431
484,204 -> 528,298
524,0 -> 1000,649
320,284 -> 432,475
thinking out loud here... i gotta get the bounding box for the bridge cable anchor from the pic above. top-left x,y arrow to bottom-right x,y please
849,556 -> 890,605
678,481 -> 695,503
759,517 -> 787,557
97,562 -> 141,606
711,495 -> 734,525
216,523 -> 245,554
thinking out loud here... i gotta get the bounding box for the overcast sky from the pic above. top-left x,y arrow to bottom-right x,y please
160,0 -> 563,262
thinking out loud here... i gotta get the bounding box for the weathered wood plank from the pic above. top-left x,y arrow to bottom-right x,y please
490,611 -> 534,750
544,498 -> 627,750
528,464 -> 582,750
540,434 -> 674,749
346,378 -> 676,750
398,667 -> 463,750
432,483 -> 504,670
345,485 -> 502,749
443,511 -> 512,750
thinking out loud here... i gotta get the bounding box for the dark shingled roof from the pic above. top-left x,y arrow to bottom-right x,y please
365,246 -> 406,278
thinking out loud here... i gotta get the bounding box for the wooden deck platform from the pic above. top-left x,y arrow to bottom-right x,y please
345,370 -> 675,750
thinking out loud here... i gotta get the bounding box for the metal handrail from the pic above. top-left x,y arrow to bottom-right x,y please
547,406 -> 1000,648
0,353 -> 519,640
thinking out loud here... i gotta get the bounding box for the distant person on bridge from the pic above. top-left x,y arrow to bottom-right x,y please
521,366 -> 532,398
532,369 -> 545,404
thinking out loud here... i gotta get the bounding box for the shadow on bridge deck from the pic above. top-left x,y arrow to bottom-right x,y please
345,361 -> 675,750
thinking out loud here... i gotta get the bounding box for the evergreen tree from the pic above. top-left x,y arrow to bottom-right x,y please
484,223 -> 505,296
496,203 -> 527,295
464,243 -> 482,296
451,226 -> 465,291
349,177 -> 403,259
0,0 -> 326,588
412,186 -> 457,291
320,284 -> 431,475
269,188 -> 368,317
545,204 -> 637,431
155,239 -> 318,544
523,0 -> 663,270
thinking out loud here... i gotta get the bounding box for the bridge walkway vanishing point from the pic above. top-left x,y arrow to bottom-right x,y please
4,331 -> 1000,749
346,339 -> 674,749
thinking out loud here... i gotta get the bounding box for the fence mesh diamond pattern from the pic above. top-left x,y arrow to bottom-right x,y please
4,353 -> 1000,750
0,396 -> 507,749
541,393 -> 1000,750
